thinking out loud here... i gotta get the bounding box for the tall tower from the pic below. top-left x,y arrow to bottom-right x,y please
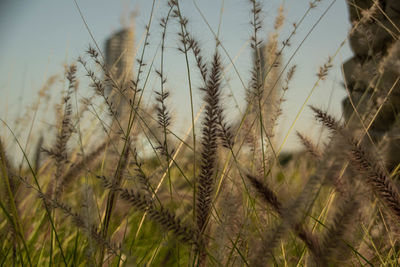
104,27 -> 135,110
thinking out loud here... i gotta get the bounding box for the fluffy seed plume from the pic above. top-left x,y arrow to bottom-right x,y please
196,52 -> 223,234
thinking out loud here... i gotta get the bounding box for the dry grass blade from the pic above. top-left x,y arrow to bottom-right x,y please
42,65 -> 77,199
309,105 -> 342,132
246,174 -> 321,260
195,51 -> 224,266
246,174 -> 281,214
56,139 -> 109,196
348,140 -> 400,220
196,52 -> 223,234
38,191 -> 120,256
297,131 -> 323,159
315,193 -> 359,265
97,175 -> 197,245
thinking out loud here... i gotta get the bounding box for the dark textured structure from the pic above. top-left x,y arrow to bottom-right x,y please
342,0 -> 400,171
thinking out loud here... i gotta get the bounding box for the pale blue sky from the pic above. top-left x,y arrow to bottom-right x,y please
0,0 -> 353,152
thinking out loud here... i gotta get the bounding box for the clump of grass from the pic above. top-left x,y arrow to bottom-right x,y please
42,65 -> 77,199
1,0 -> 400,266
97,175 -> 197,245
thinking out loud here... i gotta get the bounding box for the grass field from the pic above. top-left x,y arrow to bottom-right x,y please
1,0 -> 400,266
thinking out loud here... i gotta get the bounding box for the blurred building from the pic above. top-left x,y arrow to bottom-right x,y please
104,28 -> 135,106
